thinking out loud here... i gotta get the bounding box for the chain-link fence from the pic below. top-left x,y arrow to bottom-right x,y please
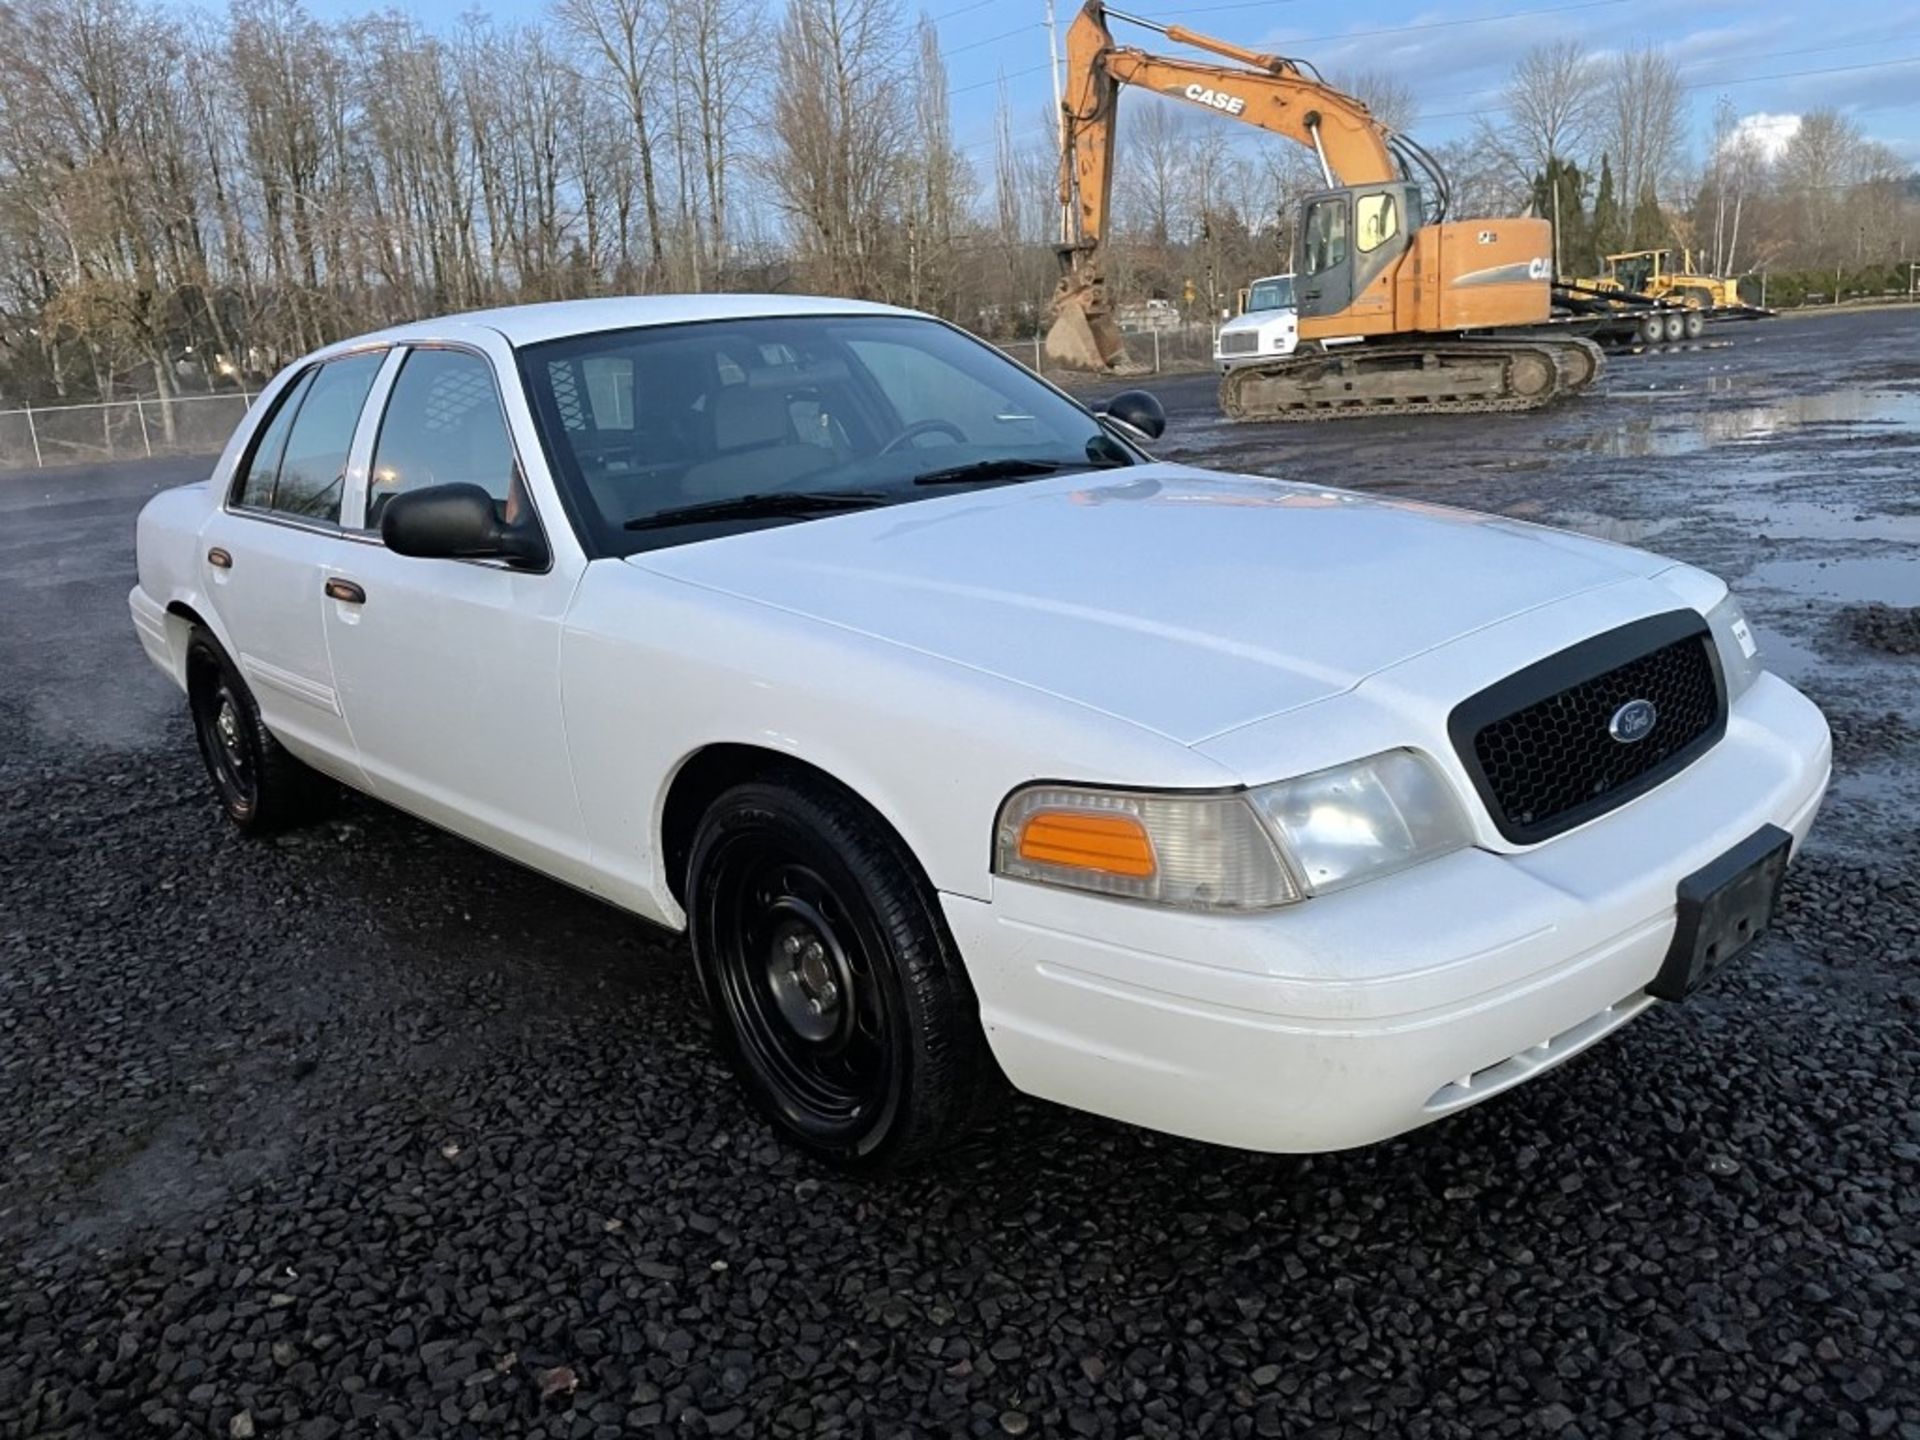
0,393 -> 254,470
996,324 -> 1222,383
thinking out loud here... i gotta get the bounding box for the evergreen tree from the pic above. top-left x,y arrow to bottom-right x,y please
1591,155 -> 1622,262
1630,184 -> 1668,249
1530,158 -> 1592,277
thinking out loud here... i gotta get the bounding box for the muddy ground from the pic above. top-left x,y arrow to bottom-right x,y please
1,306 -> 1915,1440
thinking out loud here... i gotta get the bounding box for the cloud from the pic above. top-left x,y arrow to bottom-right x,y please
1731,112 -> 1800,161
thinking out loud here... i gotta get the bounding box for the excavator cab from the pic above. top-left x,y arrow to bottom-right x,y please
1294,181 -> 1422,321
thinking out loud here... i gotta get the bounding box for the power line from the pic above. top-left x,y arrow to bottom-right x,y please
1681,54 -> 1920,92
1418,28 -> 1915,108
952,60 -> 1053,97
947,22 -> 1043,58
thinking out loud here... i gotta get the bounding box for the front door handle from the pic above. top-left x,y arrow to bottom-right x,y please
325,577 -> 366,605
207,547 -> 232,569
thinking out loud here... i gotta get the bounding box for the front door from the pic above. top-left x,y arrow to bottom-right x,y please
1296,192 -> 1354,320
321,343 -> 594,888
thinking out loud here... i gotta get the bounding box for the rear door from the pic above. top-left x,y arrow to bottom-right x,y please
198,349 -> 386,781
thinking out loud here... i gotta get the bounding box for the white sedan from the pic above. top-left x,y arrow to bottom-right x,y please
130,295 -> 1831,1169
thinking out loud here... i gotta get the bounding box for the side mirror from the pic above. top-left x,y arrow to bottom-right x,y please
381,483 -> 547,568
1097,389 -> 1167,442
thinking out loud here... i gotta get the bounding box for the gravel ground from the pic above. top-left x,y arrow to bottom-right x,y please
3,308 -> 1917,1440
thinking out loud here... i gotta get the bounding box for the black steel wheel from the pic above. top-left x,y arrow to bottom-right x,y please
687,774 -> 990,1170
185,629 -> 325,834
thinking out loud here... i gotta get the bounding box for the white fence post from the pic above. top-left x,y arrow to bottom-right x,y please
26,404 -> 42,468
135,398 -> 154,457
1033,335 -> 1042,372
1152,328 -> 1161,372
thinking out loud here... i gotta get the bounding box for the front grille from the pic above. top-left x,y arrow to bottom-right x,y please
1218,331 -> 1259,356
1449,612 -> 1726,843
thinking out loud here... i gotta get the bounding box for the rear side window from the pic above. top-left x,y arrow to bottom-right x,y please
232,352 -> 384,524
235,370 -> 314,510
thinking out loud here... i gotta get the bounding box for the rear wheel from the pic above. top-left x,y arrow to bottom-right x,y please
688,775 -> 990,1170
185,629 -> 326,834
1639,314 -> 1667,346
1683,310 -> 1706,341
1663,312 -> 1687,343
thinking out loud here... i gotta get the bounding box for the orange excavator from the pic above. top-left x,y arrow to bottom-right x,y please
1048,3 -> 1604,420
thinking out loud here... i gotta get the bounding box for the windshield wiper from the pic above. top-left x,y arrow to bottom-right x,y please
911,458 -> 1074,486
624,491 -> 889,531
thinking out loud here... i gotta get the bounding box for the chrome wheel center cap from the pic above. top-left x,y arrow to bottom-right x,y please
215,701 -> 242,757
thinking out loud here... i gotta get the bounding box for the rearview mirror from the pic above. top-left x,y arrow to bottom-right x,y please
381,483 -> 547,568
1097,389 -> 1167,442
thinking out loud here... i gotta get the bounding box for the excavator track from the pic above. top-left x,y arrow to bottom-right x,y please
1219,336 -> 1605,423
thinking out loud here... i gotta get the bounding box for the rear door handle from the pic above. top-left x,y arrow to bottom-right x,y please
324,577 -> 366,605
207,547 -> 232,569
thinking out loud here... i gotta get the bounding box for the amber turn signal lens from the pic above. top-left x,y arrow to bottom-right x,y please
1016,810 -> 1157,878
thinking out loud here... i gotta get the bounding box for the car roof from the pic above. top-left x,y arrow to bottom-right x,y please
340,293 -> 922,352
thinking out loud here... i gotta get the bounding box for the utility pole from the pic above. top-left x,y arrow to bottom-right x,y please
1046,0 -> 1067,245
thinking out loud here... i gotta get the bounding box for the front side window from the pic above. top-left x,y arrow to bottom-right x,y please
1302,198 -> 1349,275
518,315 -> 1133,555
367,349 -> 520,529
1356,192 -> 1400,254
232,352 -> 382,523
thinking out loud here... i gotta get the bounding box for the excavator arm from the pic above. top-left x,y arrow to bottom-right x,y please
1049,2 -> 1410,369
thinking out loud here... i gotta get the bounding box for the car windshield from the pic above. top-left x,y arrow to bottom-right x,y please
1246,277 -> 1295,313
516,314 -> 1133,552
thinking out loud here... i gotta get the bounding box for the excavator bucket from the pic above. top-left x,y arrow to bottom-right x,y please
1044,280 -> 1132,371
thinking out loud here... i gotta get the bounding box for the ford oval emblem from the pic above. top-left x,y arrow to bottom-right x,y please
1609,698 -> 1659,744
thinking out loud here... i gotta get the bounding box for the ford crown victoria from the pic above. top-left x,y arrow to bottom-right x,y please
130,296 -> 1831,1169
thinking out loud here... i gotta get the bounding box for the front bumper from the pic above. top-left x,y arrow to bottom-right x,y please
943,672 -> 1831,1153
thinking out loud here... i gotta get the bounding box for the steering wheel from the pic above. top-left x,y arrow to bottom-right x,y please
877,419 -> 968,456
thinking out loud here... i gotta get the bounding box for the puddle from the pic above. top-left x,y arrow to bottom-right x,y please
1571,386 -> 1920,458
1748,624 -> 1826,683
1546,509 -> 1683,545
1747,553 -> 1920,607
1706,499 -> 1920,545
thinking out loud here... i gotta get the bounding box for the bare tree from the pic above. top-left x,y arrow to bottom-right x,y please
1328,68 -> 1419,136
765,0 -> 908,298
1599,44 -> 1685,241
552,0 -> 668,277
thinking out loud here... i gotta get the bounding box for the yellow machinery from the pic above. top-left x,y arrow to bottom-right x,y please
1047,2 -> 1602,420
1580,250 -> 1744,310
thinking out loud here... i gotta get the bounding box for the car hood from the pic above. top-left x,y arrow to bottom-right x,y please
1219,310 -> 1288,333
628,465 -> 1676,745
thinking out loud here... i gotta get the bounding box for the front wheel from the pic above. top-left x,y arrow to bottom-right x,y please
687,776 -> 990,1170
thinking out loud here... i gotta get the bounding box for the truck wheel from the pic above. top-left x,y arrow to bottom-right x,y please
1684,311 -> 1706,341
185,629 -> 325,834
687,774 -> 991,1171
1663,312 -> 1687,343
1639,314 -> 1666,346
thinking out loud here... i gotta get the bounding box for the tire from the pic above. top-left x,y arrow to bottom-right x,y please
686,774 -> 991,1171
1663,312 -> 1687,343
185,629 -> 326,834
1639,314 -> 1666,346
1683,310 -> 1706,340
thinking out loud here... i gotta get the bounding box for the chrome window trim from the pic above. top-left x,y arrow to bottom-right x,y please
222,343 -> 393,530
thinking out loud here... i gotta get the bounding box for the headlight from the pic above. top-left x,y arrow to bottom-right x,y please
993,749 -> 1471,912
1704,591 -> 1762,699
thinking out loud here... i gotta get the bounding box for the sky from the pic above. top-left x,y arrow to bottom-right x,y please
306,0 -> 1920,174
